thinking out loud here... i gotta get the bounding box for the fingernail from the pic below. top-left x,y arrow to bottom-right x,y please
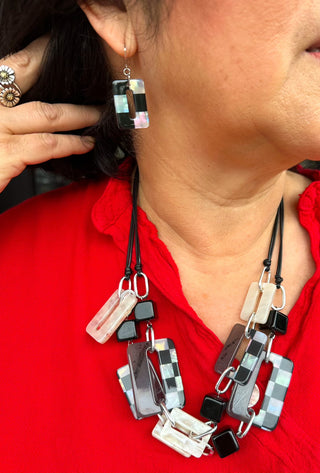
82,136 -> 95,148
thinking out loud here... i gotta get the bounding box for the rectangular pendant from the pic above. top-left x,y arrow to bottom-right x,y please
227,350 -> 266,422
118,338 -> 185,419
153,339 -> 185,411
240,282 -> 277,324
117,364 -> 139,419
127,341 -> 162,419
86,290 -> 137,344
215,324 -> 246,375
253,353 -> 294,431
152,408 -> 212,458
233,330 -> 267,385
113,79 -> 149,130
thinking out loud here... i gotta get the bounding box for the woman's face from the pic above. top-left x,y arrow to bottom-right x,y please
135,0 -> 320,165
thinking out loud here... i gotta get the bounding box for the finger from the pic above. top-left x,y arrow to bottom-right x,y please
7,133 -> 95,167
1,36 -> 49,94
2,101 -> 102,135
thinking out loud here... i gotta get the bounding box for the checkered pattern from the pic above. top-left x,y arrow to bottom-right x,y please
154,338 -> 185,410
112,79 -> 149,130
117,338 -> 185,418
117,364 -> 138,419
253,352 -> 294,431
234,330 -> 267,385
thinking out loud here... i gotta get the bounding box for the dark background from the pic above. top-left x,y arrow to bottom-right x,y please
0,169 -> 69,213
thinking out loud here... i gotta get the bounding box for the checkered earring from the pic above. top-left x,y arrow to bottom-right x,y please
112,46 -> 149,130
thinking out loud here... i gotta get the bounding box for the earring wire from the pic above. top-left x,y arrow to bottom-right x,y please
123,45 -> 131,86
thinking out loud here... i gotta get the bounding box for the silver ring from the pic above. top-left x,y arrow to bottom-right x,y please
0,65 -> 22,107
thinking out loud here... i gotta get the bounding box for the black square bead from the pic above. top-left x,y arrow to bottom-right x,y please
134,300 -> 155,322
212,429 -> 240,458
116,320 -> 139,342
260,310 -> 288,335
200,394 -> 227,423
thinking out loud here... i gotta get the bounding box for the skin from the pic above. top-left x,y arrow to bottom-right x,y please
0,37 -> 101,193
2,1 -> 319,341
82,0 -> 317,341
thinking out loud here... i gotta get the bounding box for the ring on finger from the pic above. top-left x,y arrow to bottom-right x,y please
0,65 -> 22,107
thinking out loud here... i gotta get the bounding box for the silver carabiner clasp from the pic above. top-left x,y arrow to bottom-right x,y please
134,272 -> 149,300
118,276 -> 132,299
258,266 -> 271,292
191,421 -> 218,440
215,366 -> 235,395
159,401 -> 176,427
265,332 -> 276,363
146,323 -> 155,353
236,408 -> 256,439
271,285 -> 286,311
245,312 -> 256,338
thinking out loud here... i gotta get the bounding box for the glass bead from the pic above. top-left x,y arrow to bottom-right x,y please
260,310 -> 288,335
116,320 -> 139,342
212,429 -> 240,458
200,394 -> 227,423
134,300 -> 155,322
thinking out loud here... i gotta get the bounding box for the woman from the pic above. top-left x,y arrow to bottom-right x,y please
0,0 -> 319,471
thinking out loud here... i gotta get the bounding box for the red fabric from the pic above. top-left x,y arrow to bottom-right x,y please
0,172 -> 320,473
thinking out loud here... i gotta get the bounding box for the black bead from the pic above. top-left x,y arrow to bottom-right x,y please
116,320 -> 139,342
260,310 -> 288,335
212,429 -> 240,458
134,300 -> 155,322
200,394 -> 227,423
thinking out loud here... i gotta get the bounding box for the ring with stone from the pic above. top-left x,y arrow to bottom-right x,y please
0,65 -> 22,107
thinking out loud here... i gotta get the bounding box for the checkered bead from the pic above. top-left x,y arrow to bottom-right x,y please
233,330 -> 267,385
154,338 -> 185,410
112,79 -> 149,130
253,352 -> 294,431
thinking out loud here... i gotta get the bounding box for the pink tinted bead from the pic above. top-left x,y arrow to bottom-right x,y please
86,290 -> 137,344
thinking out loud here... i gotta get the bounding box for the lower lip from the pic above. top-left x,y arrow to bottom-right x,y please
307,51 -> 320,59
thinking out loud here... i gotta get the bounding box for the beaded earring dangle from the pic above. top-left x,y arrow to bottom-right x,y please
86,169 -> 294,460
112,46 -> 149,130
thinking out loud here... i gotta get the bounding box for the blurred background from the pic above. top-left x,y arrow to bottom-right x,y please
0,168 -> 70,213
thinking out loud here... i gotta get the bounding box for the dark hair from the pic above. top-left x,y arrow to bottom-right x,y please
0,0 -> 163,180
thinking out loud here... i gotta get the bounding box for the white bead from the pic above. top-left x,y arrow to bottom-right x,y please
152,408 -> 212,458
86,290 -> 137,343
240,282 -> 276,324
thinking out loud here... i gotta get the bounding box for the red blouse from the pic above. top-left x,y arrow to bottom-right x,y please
0,171 -> 319,473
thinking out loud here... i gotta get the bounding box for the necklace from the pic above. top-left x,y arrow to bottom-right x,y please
86,168 -> 293,459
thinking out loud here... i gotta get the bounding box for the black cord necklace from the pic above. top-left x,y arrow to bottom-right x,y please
86,168 -> 293,459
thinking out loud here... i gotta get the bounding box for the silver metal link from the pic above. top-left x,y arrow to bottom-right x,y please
236,408 -> 256,439
134,272 -> 149,300
215,366 -> 236,395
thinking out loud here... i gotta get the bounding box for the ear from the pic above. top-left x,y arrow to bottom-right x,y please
79,1 -> 137,57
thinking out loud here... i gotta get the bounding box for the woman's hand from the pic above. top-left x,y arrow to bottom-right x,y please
0,37 -> 101,193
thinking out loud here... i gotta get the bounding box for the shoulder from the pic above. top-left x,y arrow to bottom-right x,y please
0,178 -> 109,248
286,167 -> 320,221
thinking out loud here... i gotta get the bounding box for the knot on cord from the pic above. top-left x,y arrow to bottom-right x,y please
275,275 -> 283,288
135,263 -> 142,274
263,259 -> 272,270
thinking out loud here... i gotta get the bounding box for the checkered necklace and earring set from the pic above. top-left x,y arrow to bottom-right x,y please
86,49 -> 294,460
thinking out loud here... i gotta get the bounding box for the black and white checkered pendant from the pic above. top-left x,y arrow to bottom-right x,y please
117,338 -> 185,419
253,352 -> 293,431
112,79 -> 149,130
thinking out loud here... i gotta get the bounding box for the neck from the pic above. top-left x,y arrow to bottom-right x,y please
136,143 -> 288,262
134,128 -> 314,342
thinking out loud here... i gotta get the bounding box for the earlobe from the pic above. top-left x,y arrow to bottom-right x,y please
79,1 -> 137,57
